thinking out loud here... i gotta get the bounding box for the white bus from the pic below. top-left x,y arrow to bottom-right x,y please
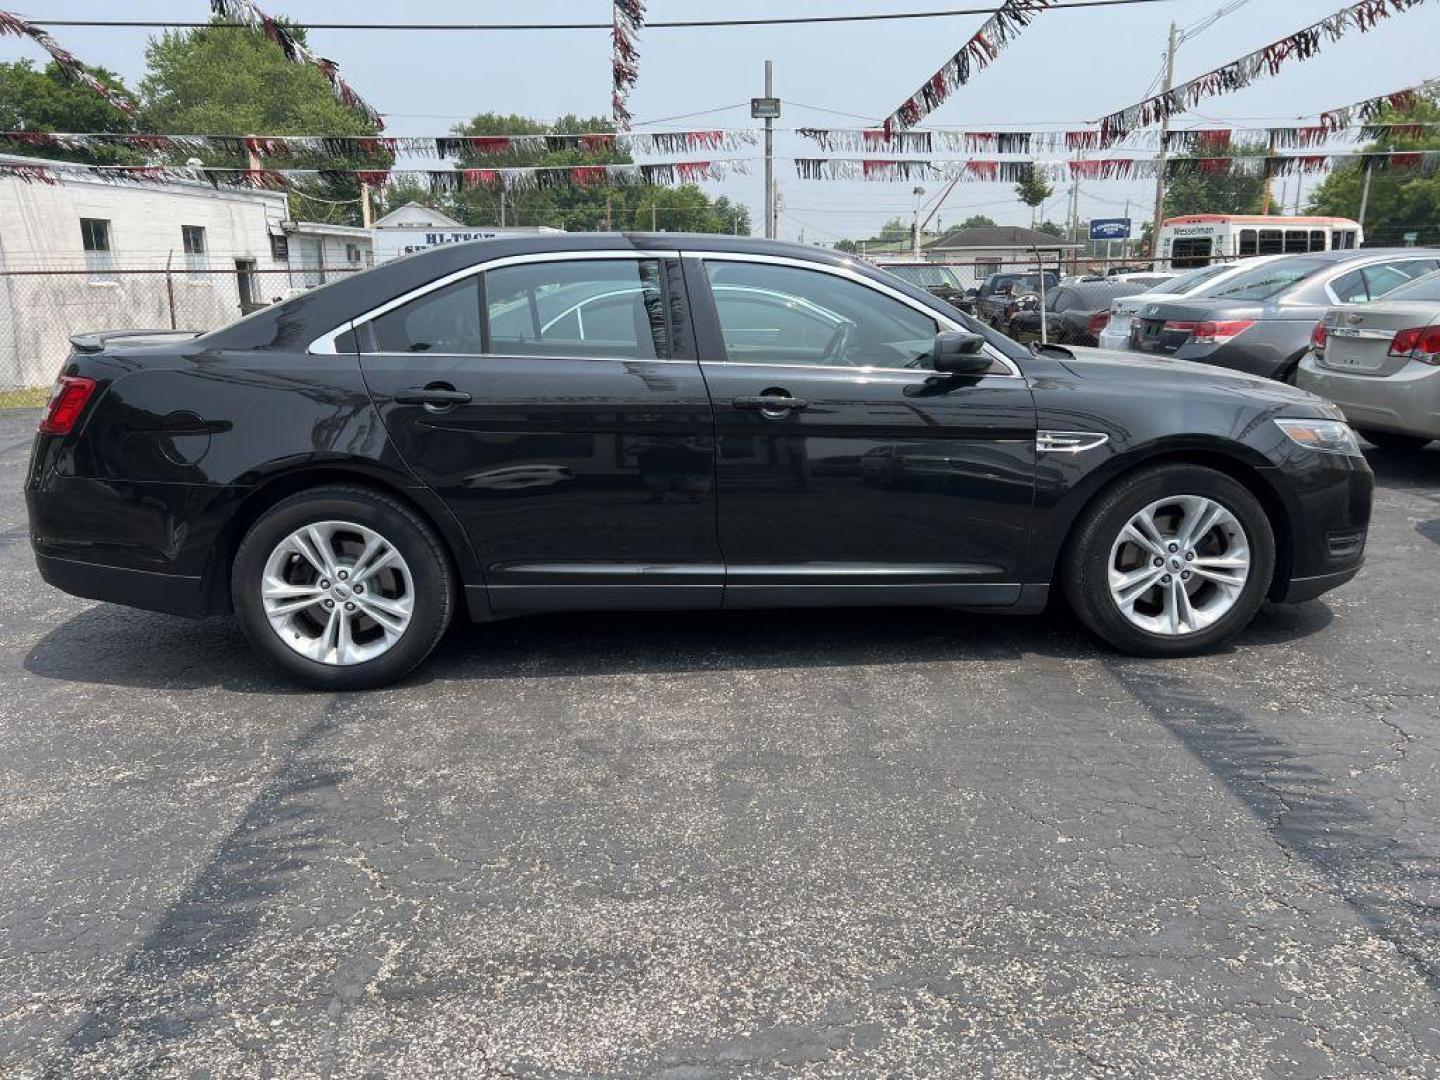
1159,214 -> 1363,268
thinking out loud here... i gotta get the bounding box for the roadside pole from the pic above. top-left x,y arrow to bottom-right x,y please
1034,244 -> 1047,345
1149,21 -> 1178,270
753,62 -> 779,241
1357,161 -> 1373,232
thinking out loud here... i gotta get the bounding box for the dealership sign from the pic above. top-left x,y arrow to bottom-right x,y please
1089,218 -> 1131,241
375,227 -> 545,263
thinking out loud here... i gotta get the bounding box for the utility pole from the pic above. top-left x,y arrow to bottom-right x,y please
605,196 -> 612,231
360,181 -> 373,229
651,204 -> 658,232
911,186 -> 925,257
752,61 -> 780,240
1149,21 -> 1178,269
1357,160 -> 1374,231
499,190 -> 506,228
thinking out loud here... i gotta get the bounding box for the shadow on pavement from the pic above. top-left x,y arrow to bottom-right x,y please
1364,442 -> 1440,493
25,595 -> 1334,692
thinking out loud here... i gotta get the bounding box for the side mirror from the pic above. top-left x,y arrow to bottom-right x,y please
931,331 -> 991,375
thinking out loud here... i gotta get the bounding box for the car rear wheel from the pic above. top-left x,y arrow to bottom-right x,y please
232,485 -> 454,689
1357,429 -> 1432,451
1062,465 -> 1275,657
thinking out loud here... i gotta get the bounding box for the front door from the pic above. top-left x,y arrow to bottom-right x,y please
357,254 -> 721,612
685,255 -> 1038,608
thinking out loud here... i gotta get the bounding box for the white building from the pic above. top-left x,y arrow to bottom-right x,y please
923,225 -> 1083,280
0,154 -> 373,387
371,202 -> 560,264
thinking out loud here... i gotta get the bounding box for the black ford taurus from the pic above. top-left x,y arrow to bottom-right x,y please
26,234 -> 1372,688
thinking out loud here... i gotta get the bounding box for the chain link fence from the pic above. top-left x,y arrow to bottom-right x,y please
0,265 -> 365,389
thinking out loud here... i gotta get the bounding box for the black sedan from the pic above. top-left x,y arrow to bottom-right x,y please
1127,248 -> 1440,380
27,234 -> 1372,688
1002,280 -> 1166,346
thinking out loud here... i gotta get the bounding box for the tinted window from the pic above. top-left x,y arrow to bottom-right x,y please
1238,229 -> 1258,256
1381,269 -> 1440,302
1201,258 -> 1329,301
1283,230 -> 1310,254
1257,230 -> 1284,255
706,261 -> 939,370
370,277 -> 483,354
486,259 -> 666,359
1308,230 -> 1327,252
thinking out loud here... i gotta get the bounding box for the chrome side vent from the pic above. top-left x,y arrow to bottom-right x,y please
1037,431 -> 1109,453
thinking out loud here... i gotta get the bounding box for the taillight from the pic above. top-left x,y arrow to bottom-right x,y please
1310,320 -> 1327,351
1088,312 -> 1109,335
38,375 -> 97,435
1388,325 -> 1440,365
1192,320 -> 1256,345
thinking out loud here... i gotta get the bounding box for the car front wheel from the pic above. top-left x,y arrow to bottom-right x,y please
1062,465 -> 1276,657
232,485 -> 455,689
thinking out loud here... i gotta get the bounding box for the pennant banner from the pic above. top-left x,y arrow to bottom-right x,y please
882,0 -> 1055,132
612,0 -> 646,130
1095,0 -> 1435,142
0,129 -> 759,160
0,159 -> 748,194
208,0 -> 384,129
0,10 -> 136,116
793,152 -> 1440,183
1320,76 -> 1440,129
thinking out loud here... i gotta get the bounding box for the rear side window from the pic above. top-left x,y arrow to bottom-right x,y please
1330,269 -> 1368,304
705,260 -> 939,370
485,259 -> 667,359
1361,260 -> 1440,300
370,277 -> 483,354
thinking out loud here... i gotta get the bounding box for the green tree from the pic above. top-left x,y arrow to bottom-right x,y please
139,21 -> 388,225
0,59 -> 139,163
1162,140 -> 1275,218
1013,164 -> 1053,224
444,112 -> 748,234
956,214 -> 998,229
1307,95 -> 1440,246
1035,220 -> 1065,238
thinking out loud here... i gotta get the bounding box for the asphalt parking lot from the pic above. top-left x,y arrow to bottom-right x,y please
2,407 -> 1439,1078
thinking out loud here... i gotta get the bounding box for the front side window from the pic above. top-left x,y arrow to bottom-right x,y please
705,260 -> 939,370
486,259 -> 666,359
182,225 -> 206,278
370,277 -> 484,354
80,217 -> 114,281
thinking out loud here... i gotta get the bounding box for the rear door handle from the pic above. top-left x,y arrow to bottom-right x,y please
732,395 -> 809,413
393,386 -> 472,406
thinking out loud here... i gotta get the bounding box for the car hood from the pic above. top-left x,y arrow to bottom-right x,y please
1052,345 -> 1339,415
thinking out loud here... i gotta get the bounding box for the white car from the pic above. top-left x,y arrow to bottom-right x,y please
1097,257 -> 1284,352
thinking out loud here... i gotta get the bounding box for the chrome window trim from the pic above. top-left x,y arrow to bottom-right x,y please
309,320 -> 355,355
307,249 -> 680,355
688,251 -> 1023,378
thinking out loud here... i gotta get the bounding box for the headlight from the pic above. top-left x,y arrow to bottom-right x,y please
1274,418 -> 1362,456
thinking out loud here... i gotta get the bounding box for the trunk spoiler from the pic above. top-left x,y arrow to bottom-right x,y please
68,329 -> 203,354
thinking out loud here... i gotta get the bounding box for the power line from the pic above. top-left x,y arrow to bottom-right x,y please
29,0 -> 1181,32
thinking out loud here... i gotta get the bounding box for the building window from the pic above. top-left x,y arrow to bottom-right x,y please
182,225 -> 207,278
975,257 -> 1002,280
80,218 -> 114,281
270,233 -> 289,262
346,243 -> 362,265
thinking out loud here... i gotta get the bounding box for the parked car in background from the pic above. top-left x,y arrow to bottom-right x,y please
876,261 -> 972,311
1125,249 -> 1440,381
1097,257 -> 1284,352
27,234 -> 1371,687
1298,269 -> 1440,449
975,269 -> 1062,325
1004,279 -> 1165,346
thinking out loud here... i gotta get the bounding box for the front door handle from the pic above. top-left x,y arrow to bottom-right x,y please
393,386 -> 472,407
732,395 -> 809,413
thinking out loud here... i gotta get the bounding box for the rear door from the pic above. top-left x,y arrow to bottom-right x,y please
685,253 -> 1038,609
357,251 -> 722,613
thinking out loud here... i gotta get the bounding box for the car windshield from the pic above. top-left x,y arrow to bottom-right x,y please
1380,269 -> 1440,303
1198,258 -> 1329,301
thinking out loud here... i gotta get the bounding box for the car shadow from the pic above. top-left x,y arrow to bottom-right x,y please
23,596 -> 1335,693
1364,442 -> 1440,493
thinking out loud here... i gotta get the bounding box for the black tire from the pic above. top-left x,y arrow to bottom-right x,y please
231,484 -> 455,690
1061,464 -> 1276,658
1358,429 -> 1432,451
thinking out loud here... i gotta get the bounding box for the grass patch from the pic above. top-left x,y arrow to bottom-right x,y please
0,387 -> 47,409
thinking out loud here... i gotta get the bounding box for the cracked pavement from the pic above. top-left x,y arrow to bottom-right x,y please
1,407 -> 1439,1077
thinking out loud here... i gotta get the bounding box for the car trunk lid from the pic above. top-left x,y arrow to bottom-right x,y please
1319,301 -> 1440,377
1128,300 -> 1262,355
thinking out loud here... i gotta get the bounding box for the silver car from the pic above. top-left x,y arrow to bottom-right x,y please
1297,270 -> 1440,449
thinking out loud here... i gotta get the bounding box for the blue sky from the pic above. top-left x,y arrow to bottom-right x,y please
4,1 -> 1438,243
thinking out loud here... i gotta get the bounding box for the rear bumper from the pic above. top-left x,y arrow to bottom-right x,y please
1296,355 -> 1440,440
35,551 -> 207,617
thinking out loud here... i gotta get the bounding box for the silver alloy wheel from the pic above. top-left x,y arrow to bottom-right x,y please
260,520 -> 415,666
1107,494 -> 1251,637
